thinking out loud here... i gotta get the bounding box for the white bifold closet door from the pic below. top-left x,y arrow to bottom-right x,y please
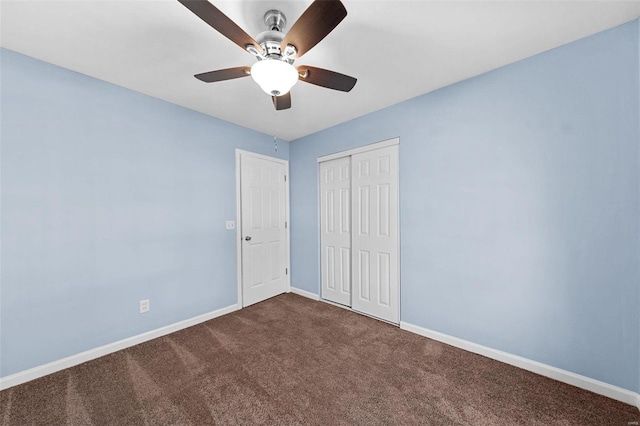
320,144 -> 399,324
320,157 -> 352,306
351,146 -> 399,323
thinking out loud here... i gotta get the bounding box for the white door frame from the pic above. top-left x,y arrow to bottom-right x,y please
317,137 -> 401,323
236,149 -> 291,308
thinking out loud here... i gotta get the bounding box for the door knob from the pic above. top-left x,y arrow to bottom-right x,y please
245,236 -> 252,241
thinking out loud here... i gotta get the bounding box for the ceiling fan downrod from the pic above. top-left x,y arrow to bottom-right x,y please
264,10 -> 286,32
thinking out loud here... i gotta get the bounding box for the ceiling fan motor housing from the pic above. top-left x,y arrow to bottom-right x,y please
255,30 -> 291,62
249,10 -> 297,64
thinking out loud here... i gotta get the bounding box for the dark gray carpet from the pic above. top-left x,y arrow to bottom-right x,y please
1,293 -> 638,425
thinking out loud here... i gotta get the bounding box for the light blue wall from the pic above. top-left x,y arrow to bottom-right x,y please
2,20 -> 639,395
0,48 -> 288,377
290,20 -> 640,393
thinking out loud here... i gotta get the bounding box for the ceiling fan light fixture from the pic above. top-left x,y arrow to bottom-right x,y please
251,59 -> 298,97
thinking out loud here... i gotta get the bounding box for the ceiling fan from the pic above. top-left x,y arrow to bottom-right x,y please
177,0 -> 357,110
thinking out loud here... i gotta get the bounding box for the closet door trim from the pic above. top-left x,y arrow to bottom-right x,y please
317,138 -> 399,163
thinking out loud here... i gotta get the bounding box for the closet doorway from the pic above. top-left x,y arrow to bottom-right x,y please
319,138 -> 399,324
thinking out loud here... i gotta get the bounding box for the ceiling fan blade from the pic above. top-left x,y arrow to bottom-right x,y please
272,92 -> 292,110
297,66 -> 356,92
177,0 -> 263,55
281,0 -> 347,59
194,66 -> 251,83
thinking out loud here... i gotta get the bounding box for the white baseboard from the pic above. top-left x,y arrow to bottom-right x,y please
2,304 -> 637,410
292,290 -> 637,404
289,287 -> 320,301
400,321 -> 640,409
0,303 -> 239,391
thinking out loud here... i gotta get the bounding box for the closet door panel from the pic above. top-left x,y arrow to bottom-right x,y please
320,157 -> 351,306
351,146 -> 399,323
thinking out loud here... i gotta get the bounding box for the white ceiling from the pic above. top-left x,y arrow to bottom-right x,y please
1,0 -> 639,141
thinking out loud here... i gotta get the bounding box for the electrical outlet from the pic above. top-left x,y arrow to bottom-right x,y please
139,299 -> 150,314
226,220 -> 236,230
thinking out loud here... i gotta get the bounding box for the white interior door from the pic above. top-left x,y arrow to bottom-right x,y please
320,157 -> 351,306
240,154 -> 288,307
351,145 -> 399,323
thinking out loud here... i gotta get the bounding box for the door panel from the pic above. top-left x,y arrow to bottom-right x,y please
320,157 -> 351,306
241,155 -> 287,306
358,250 -> 370,301
351,145 -> 399,323
358,186 -> 370,235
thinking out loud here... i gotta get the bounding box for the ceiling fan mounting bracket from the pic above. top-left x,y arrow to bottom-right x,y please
264,10 -> 286,32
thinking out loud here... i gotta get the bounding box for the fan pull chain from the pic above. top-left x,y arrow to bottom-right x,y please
273,108 -> 278,152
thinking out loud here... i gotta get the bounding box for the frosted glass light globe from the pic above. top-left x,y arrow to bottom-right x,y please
251,59 -> 298,97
